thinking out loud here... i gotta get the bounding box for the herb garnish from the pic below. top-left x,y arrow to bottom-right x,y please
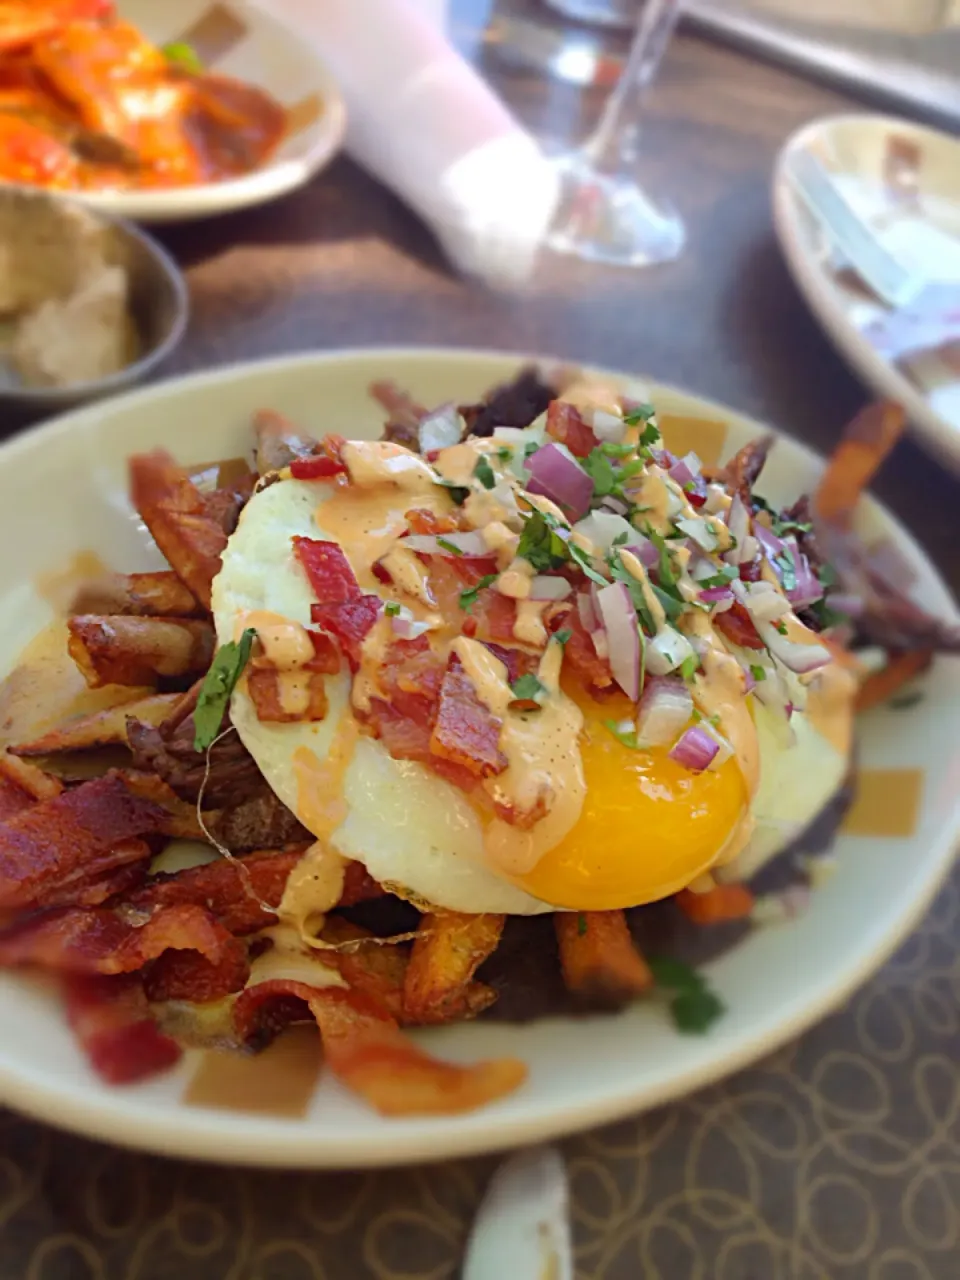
510,673 -> 547,705
775,547 -> 798,593
679,654 -> 699,683
603,719 -> 639,749
577,912 -> 588,937
384,602 -> 401,617
436,536 -> 464,556
473,455 -> 496,489
749,664 -> 766,683
194,629 -> 255,752
517,511 -> 569,572
582,448 -> 619,499
554,628 -> 572,647
569,540 -> 609,587
436,478 -> 469,505
459,574 -> 498,612
648,956 -> 725,1034
163,41 -> 203,72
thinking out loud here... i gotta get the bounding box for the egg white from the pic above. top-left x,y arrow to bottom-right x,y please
212,476 -> 851,914
212,476 -> 556,915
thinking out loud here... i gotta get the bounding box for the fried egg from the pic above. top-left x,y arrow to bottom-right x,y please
212,461 -> 856,918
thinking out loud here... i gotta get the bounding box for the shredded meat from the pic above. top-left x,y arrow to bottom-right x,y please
126,715 -> 263,808
369,380 -> 428,450
460,366 -> 558,438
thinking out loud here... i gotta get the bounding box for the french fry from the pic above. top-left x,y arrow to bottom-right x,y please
555,910 -> 653,1004
128,451 -> 228,607
70,571 -> 202,619
814,402 -> 905,529
11,693 -> 179,757
403,911 -> 504,1025
322,916 -> 408,1021
675,884 -> 754,924
67,616 -> 214,688
855,649 -> 933,713
0,751 -> 62,802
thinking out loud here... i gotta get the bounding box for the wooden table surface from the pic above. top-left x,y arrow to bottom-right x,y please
3,19 -> 960,1280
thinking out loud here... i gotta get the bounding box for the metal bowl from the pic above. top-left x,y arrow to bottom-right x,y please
0,185 -> 188,428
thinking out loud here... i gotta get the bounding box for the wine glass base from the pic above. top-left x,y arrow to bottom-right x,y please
546,154 -> 686,268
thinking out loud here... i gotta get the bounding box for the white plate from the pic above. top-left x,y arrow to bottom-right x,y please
0,348 -> 958,1169
19,0 -> 347,224
772,114 -> 960,473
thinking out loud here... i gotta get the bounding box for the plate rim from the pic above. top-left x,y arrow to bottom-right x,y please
771,111 -> 960,474
0,345 -> 958,1169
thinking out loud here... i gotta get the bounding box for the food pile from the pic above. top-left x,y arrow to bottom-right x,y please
0,1 -> 286,191
0,366 -> 954,1117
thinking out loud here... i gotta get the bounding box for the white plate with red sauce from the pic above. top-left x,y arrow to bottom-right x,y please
0,347 -> 957,1169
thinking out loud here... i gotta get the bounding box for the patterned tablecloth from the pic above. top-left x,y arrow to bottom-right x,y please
1,862 -> 957,1279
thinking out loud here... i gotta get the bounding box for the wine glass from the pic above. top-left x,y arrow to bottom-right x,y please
547,0 -> 685,268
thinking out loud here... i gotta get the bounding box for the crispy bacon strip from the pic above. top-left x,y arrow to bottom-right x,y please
70,571 -> 202,619
676,884 -> 754,924
430,657 -> 507,778
128,451 -> 228,608
814,402 -> 905,529
545,401 -> 598,459
310,597 -> 382,671
0,902 -> 231,976
718,434 -> 774,503
247,668 -> 329,724
232,981 -> 527,1116
321,917 -> 408,1021
67,616 -> 214,688
555,911 -> 653,1004
63,973 -> 182,1085
143,935 -> 250,1004
293,537 -> 361,604
12,693 -> 178,757
552,612 -> 613,691
0,773 -> 164,909
403,911 -> 503,1025
37,859 -> 147,912
289,436 -> 347,480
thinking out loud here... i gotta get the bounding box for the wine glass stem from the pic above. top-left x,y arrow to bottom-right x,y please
582,0 -> 683,175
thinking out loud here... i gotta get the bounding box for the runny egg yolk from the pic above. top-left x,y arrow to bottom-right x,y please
508,683 -> 750,911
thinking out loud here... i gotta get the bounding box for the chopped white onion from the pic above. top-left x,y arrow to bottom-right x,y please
756,621 -> 833,674
592,410 -> 627,444
732,579 -> 791,624
676,516 -> 718,553
529,576 -> 573,601
635,677 -> 693,748
726,493 -> 750,562
591,628 -> 610,659
577,590 -> 598,633
645,626 -> 695,676
418,404 -> 463,454
572,510 -> 634,555
596,582 -> 642,701
403,531 -> 491,557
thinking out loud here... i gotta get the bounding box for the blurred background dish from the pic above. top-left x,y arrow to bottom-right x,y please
0,185 -> 188,424
773,114 -> 960,473
0,0 -> 346,223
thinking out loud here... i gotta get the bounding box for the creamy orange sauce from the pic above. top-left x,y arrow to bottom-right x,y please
241,611 -> 314,669
351,614 -> 395,714
453,637 -> 586,876
619,549 -> 667,631
379,546 -> 438,608
0,620 -> 150,750
514,599 -> 549,647
277,844 -> 349,938
559,378 -> 622,420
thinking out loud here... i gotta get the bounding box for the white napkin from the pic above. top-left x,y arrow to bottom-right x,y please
252,0 -> 559,290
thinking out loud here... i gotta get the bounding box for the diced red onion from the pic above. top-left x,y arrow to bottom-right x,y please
756,620 -> 833,673
726,493 -> 750,559
573,510 -> 634,554
577,590 -> 598,633
402,531 -> 490,557
418,404 -> 463,454
754,523 -> 785,563
676,516 -> 718,553
596,582 -> 641,701
699,585 -> 735,609
785,545 -> 824,609
669,726 -> 720,773
645,626 -> 695,676
625,539 -> 659,571
635,677 -> 693,748
530,575 -> 573,601
525,443 -> 593,521
668,452 -> 702,489
592,410 -> 627,444
600,495 -> 629,515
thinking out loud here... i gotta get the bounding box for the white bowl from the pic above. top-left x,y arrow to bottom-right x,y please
772,114 -> 960,474
23,0 -> 347,224
0,348 -> 957,1169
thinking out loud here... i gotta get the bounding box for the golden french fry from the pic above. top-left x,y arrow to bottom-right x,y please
0,751 -> 63,802
555,910 -> 653,1004
70,571 -> 202,619
128,451 -> 228,607
403,910 -> 504,1025
814,402 -> 905,529
11,692 -> 179,757
67,615 -> 214,688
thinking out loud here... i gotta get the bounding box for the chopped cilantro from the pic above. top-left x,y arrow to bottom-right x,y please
554,628 -> 572,647
163,41 -> 203,72
496,446 -> 513,462
384,602 -> 401,617
524,440 -> 540,459
582,447 -> 619,498
459,573 -> 497,612
647,528 -> 679,589
775,517 -> 813,537
752,494 -> 776,517
510,673 -> 547,704
194,629 -> 255,752
818,562 -> 838,589
612,531 -> 629,547
774,620 -> 788,635
569,540 -> 609,587
775,547 -> 798,593
436,536 -> 463,556
436,478 -> 469,505
608,553 -> 649,616
749,664 -> 767,683
623,403 -> 656,425
648,956 -> 725,1035
577,912 -> 588,937
517,511 -> 569,572
651,584 -> 685,622
679,653 -> 699,682
809,598 -> 849,630
636,421 -> 661,448
698,564 -> 739,588
473,455 -> 496,489
604,719 -> 639,749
